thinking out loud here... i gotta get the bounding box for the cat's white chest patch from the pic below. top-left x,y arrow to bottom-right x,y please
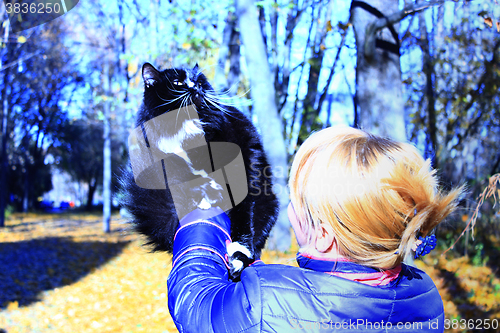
156,119 -> 204,155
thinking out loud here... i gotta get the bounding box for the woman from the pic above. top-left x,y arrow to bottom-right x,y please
167,127 -> 462,332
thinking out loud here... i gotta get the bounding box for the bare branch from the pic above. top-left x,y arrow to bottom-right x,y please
442,174 -> 500,255
316,30 -> 347,115
364,0 -> 446,60
0,51 -> 42,72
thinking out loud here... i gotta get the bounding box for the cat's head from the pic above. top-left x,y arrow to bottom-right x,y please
141,62 -> 214,114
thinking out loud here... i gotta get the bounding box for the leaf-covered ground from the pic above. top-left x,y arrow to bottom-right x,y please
0,213 -> 499,333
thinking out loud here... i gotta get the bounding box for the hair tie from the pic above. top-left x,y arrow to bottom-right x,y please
413,235 -> 437,259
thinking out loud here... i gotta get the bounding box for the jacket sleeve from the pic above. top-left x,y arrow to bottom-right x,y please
167,213 -> 262,333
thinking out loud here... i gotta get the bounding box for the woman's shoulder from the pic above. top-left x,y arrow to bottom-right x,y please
241,261 -> 442,309
240,262 -> 443,328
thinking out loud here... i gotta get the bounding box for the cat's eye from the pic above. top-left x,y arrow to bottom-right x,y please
173,79 -> 185,86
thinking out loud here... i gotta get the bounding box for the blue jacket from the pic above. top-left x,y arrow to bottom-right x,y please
167,211 -> 444,332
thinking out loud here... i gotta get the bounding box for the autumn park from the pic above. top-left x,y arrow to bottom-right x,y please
1,0 -> 500,332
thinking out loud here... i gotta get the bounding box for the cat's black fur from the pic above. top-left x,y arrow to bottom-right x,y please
120,63 -> 279,276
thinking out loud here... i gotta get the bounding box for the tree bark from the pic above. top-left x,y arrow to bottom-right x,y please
235,0 -> 290,251
278,0 -> 306,114
299,0 -> 334,141
214,11 -> 235,92
0,20 -> 10,227
418,10 -> 438,167
351,0 -> 406,141
227,25 -> 241,97
87,178 -> 97,211
23,168 -> 29,212
102,63 -> 112,233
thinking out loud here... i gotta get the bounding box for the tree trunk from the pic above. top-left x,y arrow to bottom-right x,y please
214,11 -> 235,92
214,11 -> 246,116
0,84 -> 8,225
299,0 -> 334,142
418,10 -> 438,167
23,168 -> 29,212
102,63 -> 112,233
235,0 -> 290,251
87,178 -> 97,211
278,0 -> 302,114
227,22 -> 241,97
0,20 -> 10,227
0,83 -> 7,226
350,0 -> 406,141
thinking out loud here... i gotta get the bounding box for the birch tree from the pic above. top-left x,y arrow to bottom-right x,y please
350,0 -> 406,140
350,0 -> 442,141
235,0 -> 290,251
0,15 -> 9,227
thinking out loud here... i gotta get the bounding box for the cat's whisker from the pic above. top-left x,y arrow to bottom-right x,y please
176,95 -> 191,127
204,97 -> 243,121
207,80 -> 247,97
183,94 -> 191,108
205,94 -> 248,109
204,95 -> 235,110
163,74 -> 172,85
156,91 -> 189,103
153,101 -> 174,110
207,86 -> 237,98
207,85 -> 249,97
195,63 -> 216,75
153,92 -> 190,110
184,103 -> 193,121
205,88 -> 250,105
175,106 -> 181,128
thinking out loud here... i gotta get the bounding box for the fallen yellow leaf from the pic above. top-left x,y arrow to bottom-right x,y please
7,301 -> 19,311
484,17 -> 493,28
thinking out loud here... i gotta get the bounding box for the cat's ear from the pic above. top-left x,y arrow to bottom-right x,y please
193,63 -> 199,73
142,63 -> 161,88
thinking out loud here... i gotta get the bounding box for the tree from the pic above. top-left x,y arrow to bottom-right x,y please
56,119 -> 125,211
398,1 -> 500,247
351,0 -> 450,142
68,1 -> 131,232
403,1 -> 500,182
0,14 -> 10,227
102,63 -> 112,232
1,16 -> 81,220
214,11 -> 239,94
235,0 -> 290,251
351,0 -> 403,140
296,0 -> 336,145
231,0 -> 351,249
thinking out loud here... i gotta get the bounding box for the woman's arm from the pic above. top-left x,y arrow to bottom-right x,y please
167,208 -> 261,333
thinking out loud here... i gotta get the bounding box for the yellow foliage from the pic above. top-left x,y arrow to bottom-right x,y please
417,252 -> 500,332
1,213 -> 498,333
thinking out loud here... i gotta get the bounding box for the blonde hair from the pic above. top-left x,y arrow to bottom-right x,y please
289,127 -> 463,269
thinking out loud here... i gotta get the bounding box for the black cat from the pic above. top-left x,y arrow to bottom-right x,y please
120,63 -> 279,278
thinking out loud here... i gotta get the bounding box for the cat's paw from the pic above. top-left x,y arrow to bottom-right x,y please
226,242 -> 254,280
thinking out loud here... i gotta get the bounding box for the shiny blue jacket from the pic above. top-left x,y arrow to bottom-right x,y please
167,211 -> 444,332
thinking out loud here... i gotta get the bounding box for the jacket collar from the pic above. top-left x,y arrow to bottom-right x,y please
296,253 -> 378,273
296,253 -> 402,286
